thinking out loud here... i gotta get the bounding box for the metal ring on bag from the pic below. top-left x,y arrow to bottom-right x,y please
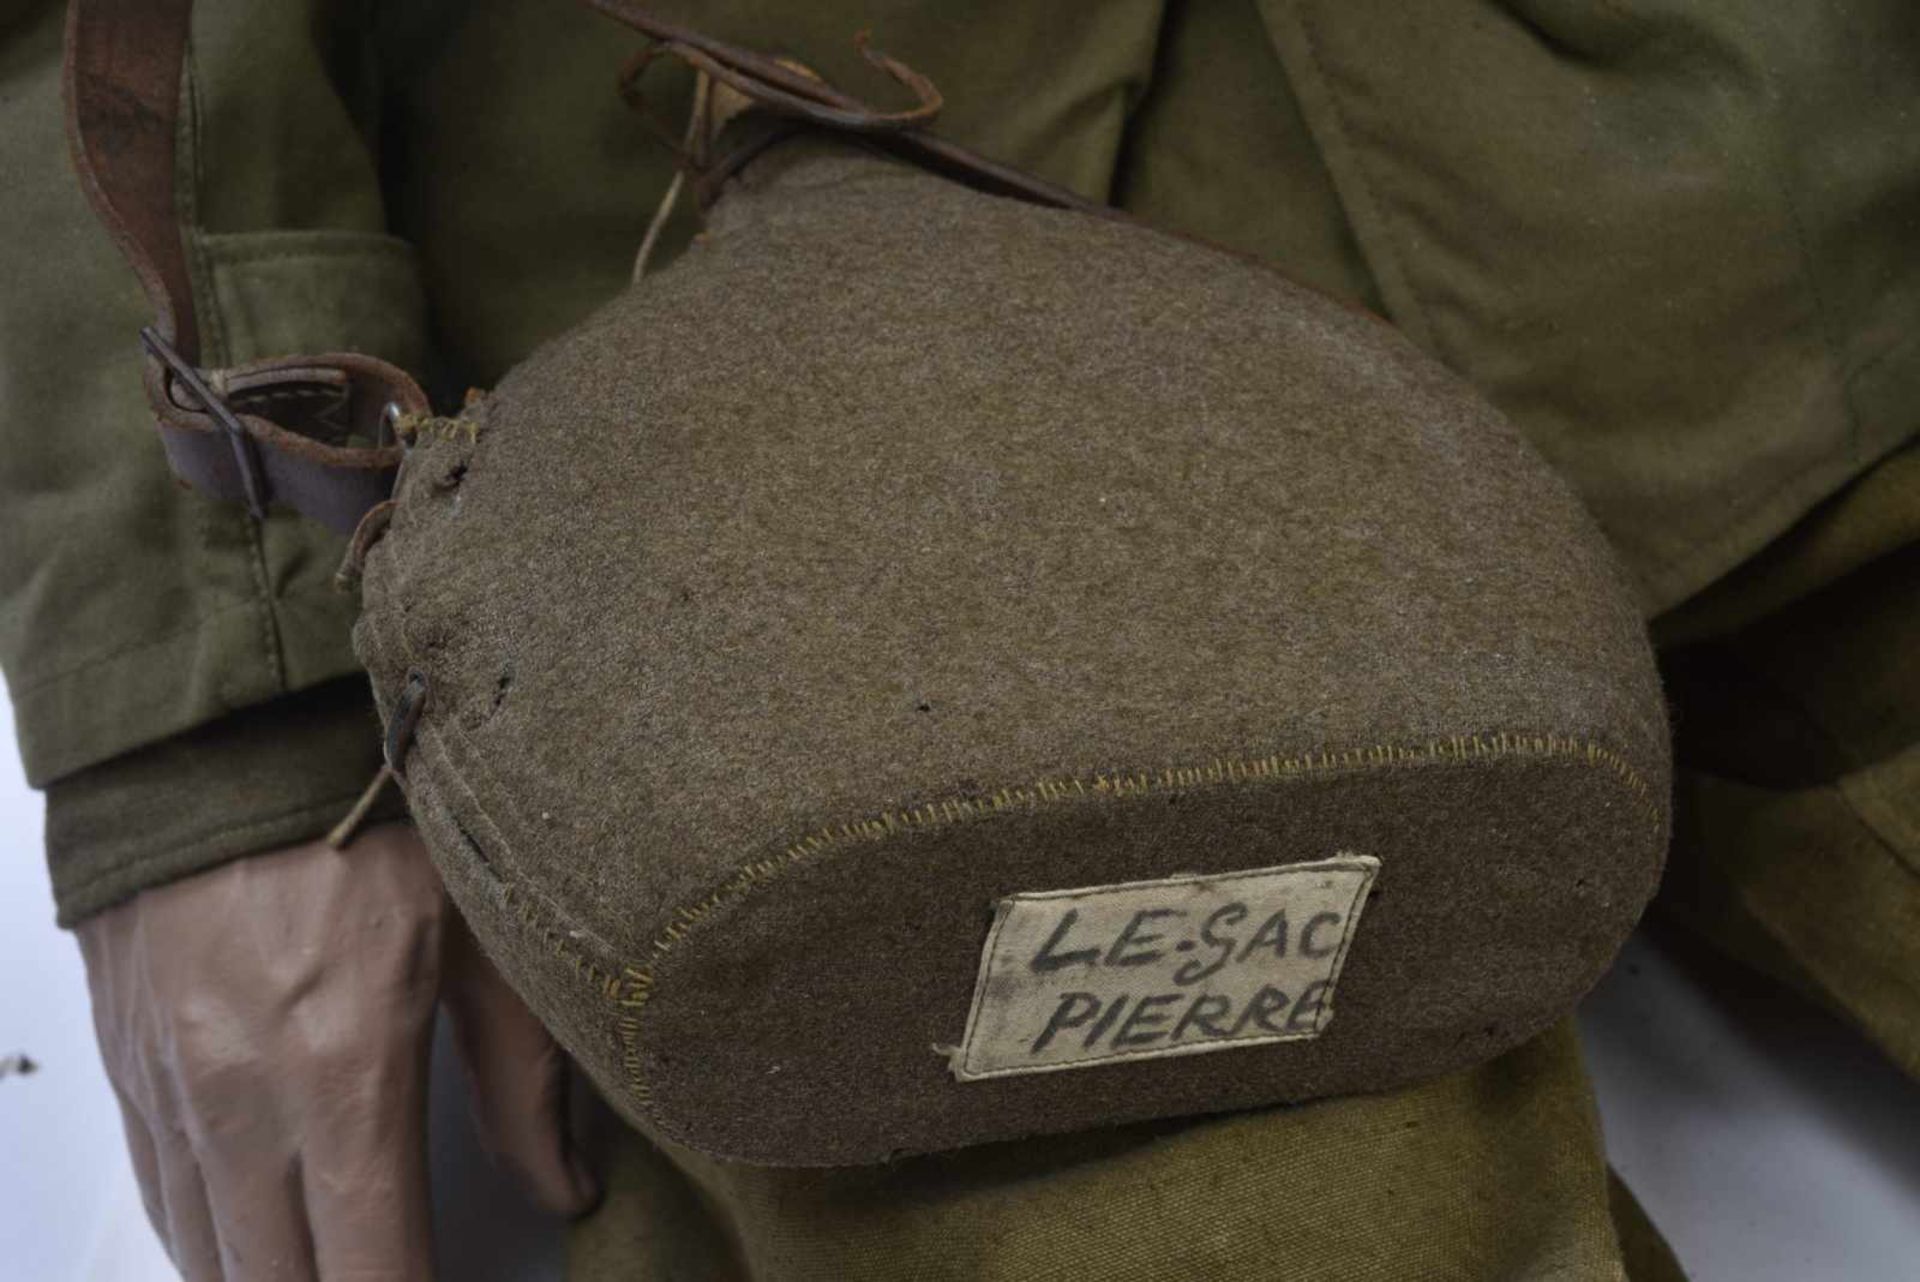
380,400 -> 405,450
383,670 -> 429,779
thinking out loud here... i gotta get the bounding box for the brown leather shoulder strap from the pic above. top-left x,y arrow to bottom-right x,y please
63,0 -> 421,534
63,0 -> 201,360
583,0 -> 1120,221
62,1 -> 1155,534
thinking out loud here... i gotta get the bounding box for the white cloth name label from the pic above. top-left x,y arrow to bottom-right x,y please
950,855 -> 1379,1081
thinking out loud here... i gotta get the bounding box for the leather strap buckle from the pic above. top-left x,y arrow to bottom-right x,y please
139,326 -> 270,521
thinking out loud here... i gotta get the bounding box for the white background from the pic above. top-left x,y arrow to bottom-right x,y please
3,688 -> 1917,1281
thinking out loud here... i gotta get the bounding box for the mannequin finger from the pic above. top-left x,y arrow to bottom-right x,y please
443,919 -> 598,1214
198,1155 -> 319,1282
154,1138 -> 225,1281
458,1008 -> 592,1216
301,1136 -> 434,1279
107,1083 -> 168,1243
298,1059 -> 435,1280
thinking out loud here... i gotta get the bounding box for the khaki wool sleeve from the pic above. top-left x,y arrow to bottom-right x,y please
1654,443 -> 1920,1079
0,0 -> 426,923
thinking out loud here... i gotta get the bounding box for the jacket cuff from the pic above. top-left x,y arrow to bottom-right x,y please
45,677 -> 404,925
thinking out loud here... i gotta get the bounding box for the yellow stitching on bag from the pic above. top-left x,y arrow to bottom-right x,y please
603,730 -> 1661,1109
393,413 -> 481,445
455,812 -> 622,995
501,883 -> 622,994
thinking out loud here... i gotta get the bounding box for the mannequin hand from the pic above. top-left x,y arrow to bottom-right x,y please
75,823 -> 596,1281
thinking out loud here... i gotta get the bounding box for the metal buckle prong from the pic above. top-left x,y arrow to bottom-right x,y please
139,326 -> 270,521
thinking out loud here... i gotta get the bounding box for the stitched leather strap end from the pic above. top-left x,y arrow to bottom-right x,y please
151,349 -> 424,535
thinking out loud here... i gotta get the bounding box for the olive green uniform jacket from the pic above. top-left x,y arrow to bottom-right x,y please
4,0 -> 1915,1277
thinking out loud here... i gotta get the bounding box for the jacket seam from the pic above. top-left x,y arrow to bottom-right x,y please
7,582 -> 352,698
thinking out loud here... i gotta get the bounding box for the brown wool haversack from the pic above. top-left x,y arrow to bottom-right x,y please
356,134 -> 1670,1166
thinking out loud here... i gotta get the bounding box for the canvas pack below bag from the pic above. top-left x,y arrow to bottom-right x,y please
69,2 -> 1669,1166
